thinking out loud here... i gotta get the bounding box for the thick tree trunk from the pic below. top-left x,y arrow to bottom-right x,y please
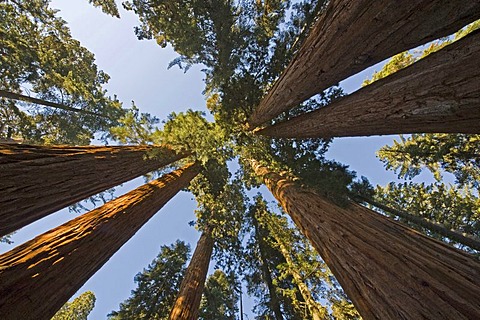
0,144 -> 186,236
0,89 -> 105,117
353,194 -> 480,252
251,212 -> 284,320
257,30 -> 480,138
0,163 -> 200,320
169,228 -> 214,320
247,0 -> 480,128
250,160 -> 480,319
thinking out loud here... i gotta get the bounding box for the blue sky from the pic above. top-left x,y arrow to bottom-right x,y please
0,0 -> 427,318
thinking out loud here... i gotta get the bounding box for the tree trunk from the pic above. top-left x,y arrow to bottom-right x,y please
247,0 -> 480,128
353,194 -> 480,252
256,30 -> 480,138
0,143 -> 186,236
259,209 -> 327,320
251,212 -> 284,320
250,160 -> 480,319
274,233 -> 326,320
169,228 -> 214,320
0,163 -> 200,320
0,89 -> 105,117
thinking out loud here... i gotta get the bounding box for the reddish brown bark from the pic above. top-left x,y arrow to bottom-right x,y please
169,228 -> 214,320
251,160 -> 480,319
248,0 -> 480,128
0,163 -> 200,320
0,144 -> 186,236
256,30 -> 480,138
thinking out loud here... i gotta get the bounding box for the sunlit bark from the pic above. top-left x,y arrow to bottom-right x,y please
0,143 -> 186,236
0,163 -> 200,320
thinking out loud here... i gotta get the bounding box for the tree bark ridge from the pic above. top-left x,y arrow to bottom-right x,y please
0,163 -> 200,320
250,160 -> 480,319
0,143 -> 186,236
248,0 -> 480,128
169,228 -> 214,320
256,30 -> 480,138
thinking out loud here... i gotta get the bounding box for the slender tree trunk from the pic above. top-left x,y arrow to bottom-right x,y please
259,209 -> 327,320
248,0 -> 480,128
250,160 -> 480,319
353,194 -> 480,252
0,144 -> 186,236
274,234 -> 326,320
169,228 -> 214,320
251,212 -> 284,320
0,89 -> 105,117
256,30 -> 480,138
0,163 -> 200,320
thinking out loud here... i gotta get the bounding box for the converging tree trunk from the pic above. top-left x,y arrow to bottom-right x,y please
169,227 -> 214,320
256,30 -> 480,138
0,89 -> 105,117
247,0 -> 480,128
250,160 -> 480,319
0,163 -> 200,320
0,144 -> 186,236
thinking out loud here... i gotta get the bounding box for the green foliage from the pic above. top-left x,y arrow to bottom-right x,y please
362,20 -> 479,87
378,134 -> 480,191
87,0 -> 120,18
108,104 -> 160,144
124,0 -> 327,127
51,291 -> 96,320
375,182 -> 480,242
199,270 -> 239,320
362,52 -> 415,86
108,241 -> 190,320
189,173 -> 247,273
153,110 -> 233,164
0,0 -> 123,144
244,196 -> 360,319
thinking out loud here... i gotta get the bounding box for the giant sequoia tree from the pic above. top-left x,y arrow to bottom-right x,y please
0,143 -> 185,236
0,164 -> 199,320
2,0 -> 480,319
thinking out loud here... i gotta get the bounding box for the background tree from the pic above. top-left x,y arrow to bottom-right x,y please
359,21 -> 480,252
51,291 -> 96,320
198,270 -> 239,320
108,241 -> 190,320
0,0 -> 123,144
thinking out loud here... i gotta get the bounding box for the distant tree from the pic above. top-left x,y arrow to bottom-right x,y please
0,0 -> 123,144
109,241 -> 191,320
199,270 -> 238,320
378,134 -> 480,191
51,291 -> 96,320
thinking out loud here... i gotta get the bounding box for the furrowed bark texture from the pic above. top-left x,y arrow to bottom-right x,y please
0,144 -> 185,236
169,228 -> 214,320
257,30 -> 480,138
251,160 -> 480,319
0,163 -> 200,320
248,0 -> 480,128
